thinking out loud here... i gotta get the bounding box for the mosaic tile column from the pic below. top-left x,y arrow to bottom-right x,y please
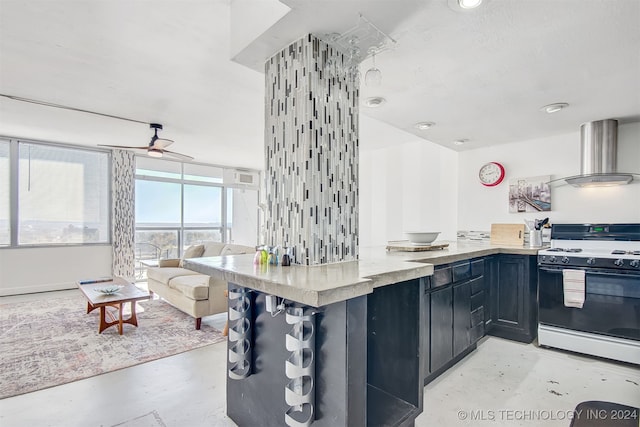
265,34 -> 359,265
111,149 -> 135,280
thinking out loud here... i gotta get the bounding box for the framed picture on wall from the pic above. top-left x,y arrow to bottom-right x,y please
508,175 -> 551,213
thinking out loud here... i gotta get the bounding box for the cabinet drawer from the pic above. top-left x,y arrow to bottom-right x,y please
433,266 -> 452,288
422,276 -> 431,292
471,290 -> 484,311
452,262 -> 471,282
471,259 -> 484,278
471,306 -> 485,326
471,276 -> 484,295
470,323 -> 485,343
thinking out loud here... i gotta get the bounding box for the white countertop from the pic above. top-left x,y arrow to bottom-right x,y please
185,240 -> 545,307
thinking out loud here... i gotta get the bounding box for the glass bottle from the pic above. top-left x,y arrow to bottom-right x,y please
281,246 -> 291,266
271,245 -> 280,265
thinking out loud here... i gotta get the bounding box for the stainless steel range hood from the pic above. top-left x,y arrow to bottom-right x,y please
564,119 -> 634,187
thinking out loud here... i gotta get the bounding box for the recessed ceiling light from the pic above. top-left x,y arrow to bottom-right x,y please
414,122 -> 435,130
458,0 -> 482,9
364,97 -> 386,108
453,139 -> 468,146
541,102 -> 569,114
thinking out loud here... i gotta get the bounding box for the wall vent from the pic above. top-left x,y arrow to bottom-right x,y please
224,169 -> 259,187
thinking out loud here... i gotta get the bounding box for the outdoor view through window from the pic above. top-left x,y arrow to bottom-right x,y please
0,140 -> 9,246
0,142 -> 258,265
134,157 -> 258,279
1,140 -> 110,246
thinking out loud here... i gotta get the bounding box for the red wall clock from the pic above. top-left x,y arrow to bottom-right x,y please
479,162 -> 505,187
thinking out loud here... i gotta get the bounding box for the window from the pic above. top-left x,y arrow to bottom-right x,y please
134,158 -> 226,264
135,180 -> 182,226
0,140 -> 9,246
134,157 -> 259,267
1,139 -> 111,247
183,163 -> 223,184
184,185 -> 222,227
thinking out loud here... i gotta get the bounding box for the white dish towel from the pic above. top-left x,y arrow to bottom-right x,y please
562,269 -> 586,308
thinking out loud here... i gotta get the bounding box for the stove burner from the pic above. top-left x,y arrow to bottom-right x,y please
547,248 -> 583,253
634,251 -> 640,256
565,248 -> 583,253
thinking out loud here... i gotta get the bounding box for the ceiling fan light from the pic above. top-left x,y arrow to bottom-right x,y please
148,148 -> 163,158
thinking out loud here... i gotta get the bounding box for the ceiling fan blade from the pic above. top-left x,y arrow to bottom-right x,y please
98,144 -> 149,149
162,149 -> 194,161
151,138 -> 174,149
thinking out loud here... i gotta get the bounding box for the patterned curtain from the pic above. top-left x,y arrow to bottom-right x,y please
111,150 -> 135,280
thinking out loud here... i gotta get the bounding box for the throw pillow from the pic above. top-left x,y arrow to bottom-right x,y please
220,245 -> 253,256
201,242 -> 227,257
179,244 -> 205,267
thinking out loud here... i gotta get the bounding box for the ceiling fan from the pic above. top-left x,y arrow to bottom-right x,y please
0,94 -> 195,161
99,123 -> 194,161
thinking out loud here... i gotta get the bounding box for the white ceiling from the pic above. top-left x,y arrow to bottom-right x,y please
1,0 -> 639,170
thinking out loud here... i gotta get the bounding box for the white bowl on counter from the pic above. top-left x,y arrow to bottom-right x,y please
404,231 -> 440,245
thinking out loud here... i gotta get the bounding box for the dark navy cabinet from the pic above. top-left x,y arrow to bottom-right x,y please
226,277 -> 427,427
453,280 -> 471,357
422,253 -> 538,386
430,285 -> 453,373
487,254 -> 538,343
424,258 -> 485,384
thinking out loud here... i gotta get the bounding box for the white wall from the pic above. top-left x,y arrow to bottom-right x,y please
359,138 -> 458,247
230,187 -> 259,246
360,120 -> 640,247
457,122 -> 640,231
0,245 -> 112,296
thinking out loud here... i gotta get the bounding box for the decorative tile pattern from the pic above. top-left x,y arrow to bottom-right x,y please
457,230 -> 491,242
264,34 -> 359,265
111,150 -> 135,280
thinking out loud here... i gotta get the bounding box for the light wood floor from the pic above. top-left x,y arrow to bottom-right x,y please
1,290 -> 638,427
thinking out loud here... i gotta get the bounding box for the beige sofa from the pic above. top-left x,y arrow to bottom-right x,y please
146,242 -> 255,329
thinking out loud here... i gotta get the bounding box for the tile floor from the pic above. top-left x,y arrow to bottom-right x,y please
1,290 -> 638,427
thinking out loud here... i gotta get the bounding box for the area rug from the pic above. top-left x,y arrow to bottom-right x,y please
0,293 -> 226,399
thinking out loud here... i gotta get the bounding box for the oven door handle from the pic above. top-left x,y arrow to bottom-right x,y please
539,266 -> 639,278
539,266 -> 583,274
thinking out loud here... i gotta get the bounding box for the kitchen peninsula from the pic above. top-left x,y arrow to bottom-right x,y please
186,241 -> 542,427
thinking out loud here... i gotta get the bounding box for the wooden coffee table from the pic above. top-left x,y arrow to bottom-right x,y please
77,277 -> 150,335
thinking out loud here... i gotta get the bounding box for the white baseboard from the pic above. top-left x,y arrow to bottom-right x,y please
0,282 -> 76,297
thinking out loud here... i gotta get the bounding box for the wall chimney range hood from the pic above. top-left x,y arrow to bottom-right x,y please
564,119 -> 635,187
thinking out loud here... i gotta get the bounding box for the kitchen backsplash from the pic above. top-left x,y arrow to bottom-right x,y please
457,228 -> 551,244
457,230 -> 491,241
